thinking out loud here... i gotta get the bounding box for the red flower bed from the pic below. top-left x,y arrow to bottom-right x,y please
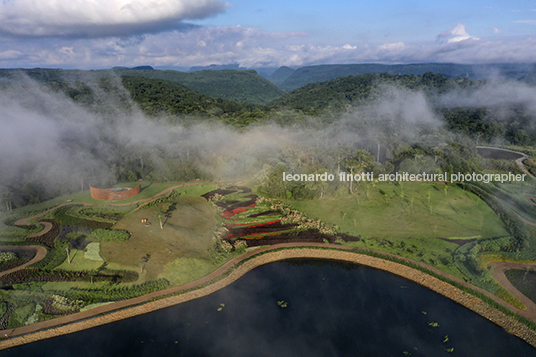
225,221 -> 297,241
221,208 -> 248,219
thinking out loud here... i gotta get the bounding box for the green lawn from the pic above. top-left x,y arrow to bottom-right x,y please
285,182 -> 508,239
101,195 -> 217,281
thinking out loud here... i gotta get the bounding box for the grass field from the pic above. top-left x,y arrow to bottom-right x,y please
101,195 -> 217,281
285,181 -> 509,240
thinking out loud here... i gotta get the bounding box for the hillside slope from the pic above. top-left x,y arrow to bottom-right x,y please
271,72 -> 483,110
115,69 -> 286,105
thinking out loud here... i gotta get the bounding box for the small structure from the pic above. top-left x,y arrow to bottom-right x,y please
90,185 -> 141,201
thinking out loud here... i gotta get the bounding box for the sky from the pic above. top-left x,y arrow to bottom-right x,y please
0,0 -> 535,69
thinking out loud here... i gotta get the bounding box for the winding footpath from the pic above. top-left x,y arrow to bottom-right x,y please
2,180 -> 536,350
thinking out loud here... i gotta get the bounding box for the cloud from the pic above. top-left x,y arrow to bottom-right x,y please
437,23 -> 479,43
1,23 -> 536,69
514,20 -> 536,25
493,27 -> 501,34
0,50 -> 24,60
0,0 -> 228,38
378,42 -> 405,51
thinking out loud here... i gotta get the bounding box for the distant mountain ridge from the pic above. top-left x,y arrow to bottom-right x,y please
274,63 -> 536,91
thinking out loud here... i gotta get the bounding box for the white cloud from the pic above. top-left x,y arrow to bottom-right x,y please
0,0 -> 228,38
437,23 -> 479,43
514,20 -> 536,25
378,42 -> 405,51
0,50 -> 24,60
493,27 -> 501,34
1,23 -> 536,69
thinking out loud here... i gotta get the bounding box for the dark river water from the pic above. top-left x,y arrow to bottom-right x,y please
2,259 -> 536,357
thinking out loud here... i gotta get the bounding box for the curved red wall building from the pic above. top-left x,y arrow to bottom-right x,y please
90,184 -> 141,201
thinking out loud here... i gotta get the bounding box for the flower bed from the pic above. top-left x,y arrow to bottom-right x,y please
221,208 -> 248,219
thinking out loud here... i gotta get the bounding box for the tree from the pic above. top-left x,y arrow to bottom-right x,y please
156,208 -> 165,229
140,254 -> 151,273
65,244 -> 72,264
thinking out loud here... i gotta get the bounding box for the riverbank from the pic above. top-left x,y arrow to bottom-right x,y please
1,244 -> 536,351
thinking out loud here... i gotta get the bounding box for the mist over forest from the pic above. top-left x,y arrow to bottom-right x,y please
1,69 -> 536,208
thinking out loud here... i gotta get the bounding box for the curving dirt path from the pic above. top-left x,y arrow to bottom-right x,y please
2,243 -> 536,350
0,246 -> 47,278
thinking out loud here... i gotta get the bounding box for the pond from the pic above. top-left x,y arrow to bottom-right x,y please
477,147 -> 524,160
2,259 -> 536,356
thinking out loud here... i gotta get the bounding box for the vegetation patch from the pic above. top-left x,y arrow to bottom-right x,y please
505,269 -> 536,305
84,243 -> 104,261
157,257 -> 215,286
90,229 -> 130,242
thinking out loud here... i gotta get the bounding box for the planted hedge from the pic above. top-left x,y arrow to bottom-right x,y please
64,279 -> 170,304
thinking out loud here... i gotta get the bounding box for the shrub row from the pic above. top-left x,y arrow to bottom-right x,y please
0,302 -> 14,330
0,267 -> 138,285
139,190 -> 181,210
64,279 -> 170,304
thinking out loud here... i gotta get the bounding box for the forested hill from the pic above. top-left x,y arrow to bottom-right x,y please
114,68 -> 285,105
270,72 -> 484,110
120,76 -> 263,120
276,63 -> 536,91
0,68 -> 286,105
39,76 -> 265,125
